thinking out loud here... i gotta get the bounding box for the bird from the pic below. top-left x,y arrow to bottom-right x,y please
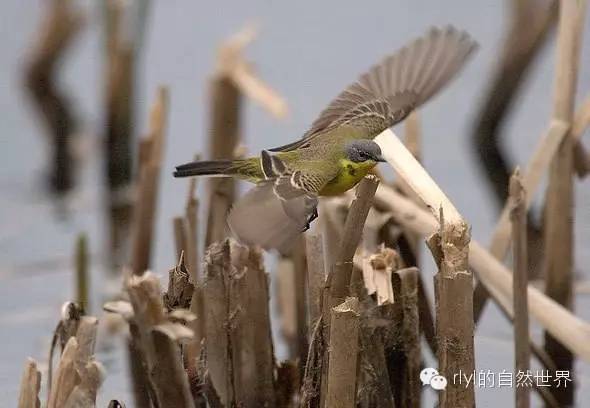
174,25 -> 478,252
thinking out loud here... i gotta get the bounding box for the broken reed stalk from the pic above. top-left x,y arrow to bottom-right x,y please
121,271 -> 195,408
204,72 -> 240,246
277,237 -> 309,366
510,170 -> 530,408
150,325 -> 196,407
24,0 -> 83,193
391,267 -> 421,408
47,337 -> 78,408
228,241 -> 276,406
130,86 -> 169,276
372,184 -> 590,362
544,0 -> 587,404
202,241 -> 233,405
75,233 -> 89,312
185,171 -> 200,281
204,27 -> 257,247
330,176 -> 380,302
380,216 -> 438,354
47,302 -> 83,397
318,198 -> 346,270
326,297 -> 361,408
318,177 -> 378,407
203,239 -> 277,407
163,253 -> 194,310
182,170 -> 205,379
18,358 -> 41,408
426,209 -> 474,408
305,233 -> 325,330
47,316 -> 102,408
173,216 -> 189,261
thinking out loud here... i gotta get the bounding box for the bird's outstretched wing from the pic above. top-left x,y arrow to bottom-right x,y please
270,26 -> 477,152
227,152 -> 334,253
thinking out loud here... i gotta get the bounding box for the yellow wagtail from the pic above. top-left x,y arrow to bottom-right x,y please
174,26 -> 477,252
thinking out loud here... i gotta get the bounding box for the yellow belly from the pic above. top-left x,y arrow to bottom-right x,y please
319,159 -> 377,196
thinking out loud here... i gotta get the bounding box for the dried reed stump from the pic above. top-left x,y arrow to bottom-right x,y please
427,210 -> 474,408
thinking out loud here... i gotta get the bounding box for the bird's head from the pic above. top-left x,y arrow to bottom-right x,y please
345,140 -> 386,163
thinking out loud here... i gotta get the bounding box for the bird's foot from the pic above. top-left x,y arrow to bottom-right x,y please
302,207 -> 319,232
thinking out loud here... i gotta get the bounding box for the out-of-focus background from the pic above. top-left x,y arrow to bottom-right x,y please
1,1 -> 589,406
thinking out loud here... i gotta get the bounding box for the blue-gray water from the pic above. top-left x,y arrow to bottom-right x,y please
1,1 -> 589,406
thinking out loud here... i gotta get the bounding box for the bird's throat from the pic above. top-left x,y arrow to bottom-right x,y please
319,158 -> 376,196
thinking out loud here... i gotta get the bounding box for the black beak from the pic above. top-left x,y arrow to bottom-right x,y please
375,154 -> 386,163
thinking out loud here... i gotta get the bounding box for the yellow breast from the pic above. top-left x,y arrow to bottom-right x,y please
319,159 -> 377,196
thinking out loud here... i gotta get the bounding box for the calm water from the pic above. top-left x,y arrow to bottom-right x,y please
1,1 -> 589,406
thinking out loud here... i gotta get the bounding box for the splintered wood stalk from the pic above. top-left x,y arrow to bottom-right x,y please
277,237 -> 308,365
203,240 -> 277,407
326,297 -> 361,408
150,325 -> 196,408
305,233 -> 325,330
391,267 -> 421,408
544,0 -> 587,404
47,337 -> 79,408
330,175 -> 380,302
510,170 -> 530,408
427,208 -> 474,408
320,176 -> 378,407
124,271 -> 196,408
185,171 -> 200,281
202,240 -> 234,406
227,241 -> 276,406
17,358 -> 41,408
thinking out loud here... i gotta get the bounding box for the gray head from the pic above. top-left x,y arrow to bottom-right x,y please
345,140 -> 385,163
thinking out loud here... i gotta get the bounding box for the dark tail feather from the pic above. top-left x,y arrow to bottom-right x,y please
173,160 -> 233,178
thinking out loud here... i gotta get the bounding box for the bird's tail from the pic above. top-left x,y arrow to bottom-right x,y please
173,157 -> 263,181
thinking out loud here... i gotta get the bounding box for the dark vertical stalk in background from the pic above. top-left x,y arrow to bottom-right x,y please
24,0 -> 84,194
470,0 -> 557,318
103,0 -> 151,274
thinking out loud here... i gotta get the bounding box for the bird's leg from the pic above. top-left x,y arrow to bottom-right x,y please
303,207 -> 319,232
